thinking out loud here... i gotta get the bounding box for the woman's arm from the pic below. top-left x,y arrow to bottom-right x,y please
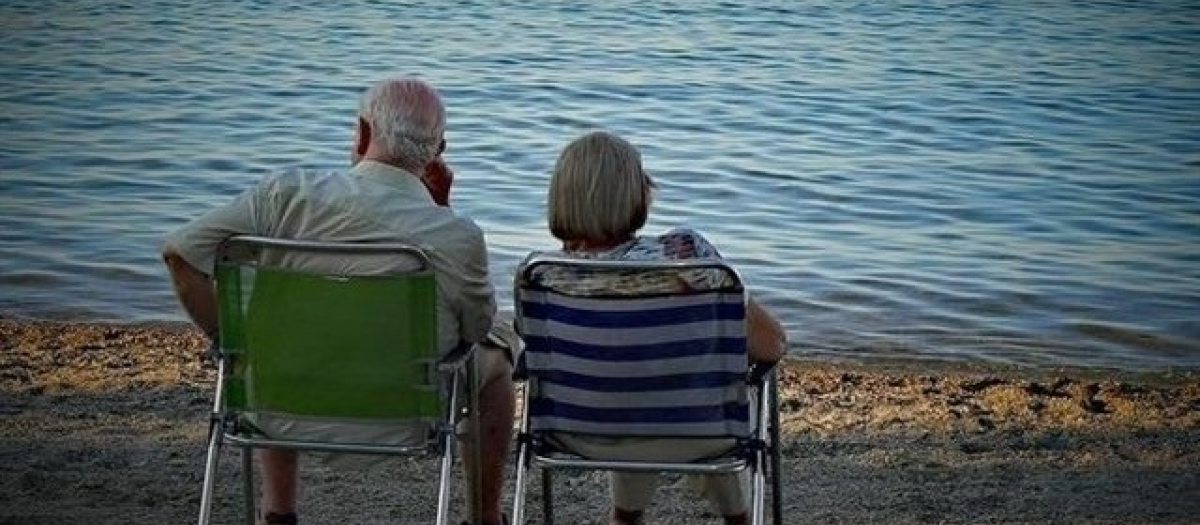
746,296 -> 786,364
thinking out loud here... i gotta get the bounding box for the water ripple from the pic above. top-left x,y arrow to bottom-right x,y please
1,0 -> 1198,371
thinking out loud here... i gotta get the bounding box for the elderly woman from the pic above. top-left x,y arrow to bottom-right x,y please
543,130 -> 787,525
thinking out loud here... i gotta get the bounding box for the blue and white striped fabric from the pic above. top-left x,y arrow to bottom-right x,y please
518,287 -> 750,438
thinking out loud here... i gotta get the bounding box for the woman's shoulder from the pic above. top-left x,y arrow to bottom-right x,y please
629,226 -> 721,260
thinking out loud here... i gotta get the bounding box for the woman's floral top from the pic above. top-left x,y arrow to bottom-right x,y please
529,227 -> 736,295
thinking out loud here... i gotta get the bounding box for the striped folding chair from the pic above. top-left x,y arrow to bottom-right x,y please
510,253 -> 783,525
197,236 -> 480,525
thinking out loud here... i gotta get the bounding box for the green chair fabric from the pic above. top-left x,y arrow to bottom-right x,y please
222,267 -> 440,420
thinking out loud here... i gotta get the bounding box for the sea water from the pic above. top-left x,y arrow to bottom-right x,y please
1,0 -> 1198,371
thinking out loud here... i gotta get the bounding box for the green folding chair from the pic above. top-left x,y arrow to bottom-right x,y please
197,236 -> 478,525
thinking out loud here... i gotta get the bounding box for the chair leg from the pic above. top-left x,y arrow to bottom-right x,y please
436,434 -> 456,525
197,422 -> 224,525
751,457 -> 767,525
436,375 -> 461,525
242,448 -> 256,525
750,373 -> 775,525
541,470 -> 553,525
769,376 -> 783,525
511,440 -> 530,525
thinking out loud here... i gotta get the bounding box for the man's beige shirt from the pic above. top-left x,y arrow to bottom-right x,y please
163,160 -> 496,355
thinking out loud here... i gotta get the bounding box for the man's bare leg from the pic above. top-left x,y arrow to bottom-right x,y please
461,367 -> 516,525
257,449 -> 299,522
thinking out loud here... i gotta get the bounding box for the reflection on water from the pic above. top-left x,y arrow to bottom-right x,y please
1,0 -> 1198,371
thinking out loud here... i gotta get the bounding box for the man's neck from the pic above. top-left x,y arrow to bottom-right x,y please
360,149 -> 423,174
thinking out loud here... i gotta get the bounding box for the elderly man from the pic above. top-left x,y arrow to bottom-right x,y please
162,77 -> 514,525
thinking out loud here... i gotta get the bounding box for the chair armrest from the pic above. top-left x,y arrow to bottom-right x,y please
436,342 -> 477,372
201,338 -> 221,366
747,359 -> 779,385
511,365 -> 529,382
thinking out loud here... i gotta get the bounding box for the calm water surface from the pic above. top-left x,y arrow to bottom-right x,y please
2,1 -> 1198,371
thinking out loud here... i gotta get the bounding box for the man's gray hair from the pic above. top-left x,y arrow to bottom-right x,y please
358,78 -> 446,168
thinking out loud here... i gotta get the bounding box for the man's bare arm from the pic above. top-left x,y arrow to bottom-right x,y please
162,248 -> 218,338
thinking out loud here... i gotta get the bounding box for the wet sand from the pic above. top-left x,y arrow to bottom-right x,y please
1,315 -> 1198,524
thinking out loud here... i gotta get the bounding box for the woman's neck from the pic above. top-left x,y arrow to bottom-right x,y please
563,236 -> 633,253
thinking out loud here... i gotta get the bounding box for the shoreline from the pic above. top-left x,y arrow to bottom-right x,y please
3,312 -> 1196,380
4,310 -> 1196,375
2,317 -> 1199,524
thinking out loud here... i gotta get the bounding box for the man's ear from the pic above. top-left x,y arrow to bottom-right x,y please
355,117 -> 371,155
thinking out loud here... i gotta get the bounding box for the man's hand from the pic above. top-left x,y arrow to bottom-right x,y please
422,157 -> 454,206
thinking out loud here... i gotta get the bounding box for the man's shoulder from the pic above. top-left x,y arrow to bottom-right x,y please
450,212 -> 485,235
259,167 -> 351,190
425,208 -> 486,245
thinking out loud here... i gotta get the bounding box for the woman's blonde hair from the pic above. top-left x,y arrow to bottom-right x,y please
548,131 -> 655,245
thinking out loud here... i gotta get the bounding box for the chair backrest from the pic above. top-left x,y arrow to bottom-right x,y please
214,236 -> 440,423
514,253 -> 750,439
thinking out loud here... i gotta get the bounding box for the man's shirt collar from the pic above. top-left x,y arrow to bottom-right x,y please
350,160 -> 434,202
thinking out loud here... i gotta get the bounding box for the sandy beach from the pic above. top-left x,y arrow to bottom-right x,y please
1,315 -> 1198,525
